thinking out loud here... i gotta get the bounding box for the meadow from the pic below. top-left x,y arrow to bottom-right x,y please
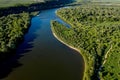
0,0 -> 44,8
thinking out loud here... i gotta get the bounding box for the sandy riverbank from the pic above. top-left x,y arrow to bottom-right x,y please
53,32 -> 80,53
52,31 -> 88,80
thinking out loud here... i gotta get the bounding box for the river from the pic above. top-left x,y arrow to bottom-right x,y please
2,8 -> 84,80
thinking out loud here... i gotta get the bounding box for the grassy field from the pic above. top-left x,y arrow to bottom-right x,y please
91,0 -> 120,2
1,0 -> 120,8
76,0 -> 120,2
0,0 -> 45,8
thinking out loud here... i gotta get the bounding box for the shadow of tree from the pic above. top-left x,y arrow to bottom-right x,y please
0,16 -> 41,79
0,37 -> 35,79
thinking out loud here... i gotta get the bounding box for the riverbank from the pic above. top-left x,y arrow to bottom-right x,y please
51,21 -> 90,80
53,5 -> 120,80
53,8 -> 95,80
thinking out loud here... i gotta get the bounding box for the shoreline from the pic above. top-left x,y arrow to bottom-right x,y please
53,33 -> 80,53
52,9 -> 89,79
52,32 -> 86,80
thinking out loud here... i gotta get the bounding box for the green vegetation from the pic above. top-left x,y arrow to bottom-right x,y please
91,0 -> 120,2
1,0 -> 119,8
51,5 -> 120,80
0,0 -> 56,8
0,0 -> 35,8
0,12 -> 34,53
0,0 -> 74,8
75,0 -> 120,2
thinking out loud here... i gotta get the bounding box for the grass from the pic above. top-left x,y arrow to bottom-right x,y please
76,0 -> 120,2
91,0 -> 120,2
2,0 -> 120,8
0,0 -> 44,8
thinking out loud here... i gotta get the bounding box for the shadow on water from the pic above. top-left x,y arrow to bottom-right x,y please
0,16 -> 41,79
0,52 -> 22,79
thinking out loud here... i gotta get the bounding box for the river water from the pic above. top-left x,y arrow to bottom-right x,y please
2,8 -> 84,80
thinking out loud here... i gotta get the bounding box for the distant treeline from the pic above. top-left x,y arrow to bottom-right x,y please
0,0 -> 74,17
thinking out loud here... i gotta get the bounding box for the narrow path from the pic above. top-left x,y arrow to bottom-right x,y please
98,45 -> 113,72
103,45 -> 112,65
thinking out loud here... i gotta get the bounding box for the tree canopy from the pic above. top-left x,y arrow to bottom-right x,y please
51,5 -> 120,80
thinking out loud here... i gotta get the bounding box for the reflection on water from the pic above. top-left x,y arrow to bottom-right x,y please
2,8 -> 84,80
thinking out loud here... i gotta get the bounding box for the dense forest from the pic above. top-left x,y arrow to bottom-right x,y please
0,12 -> 32,53
51,5 -> 120,80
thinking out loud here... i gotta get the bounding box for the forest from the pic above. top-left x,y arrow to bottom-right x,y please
0,12 -> 32,53
0,11 -> 39,54
51,5 -> 120,80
